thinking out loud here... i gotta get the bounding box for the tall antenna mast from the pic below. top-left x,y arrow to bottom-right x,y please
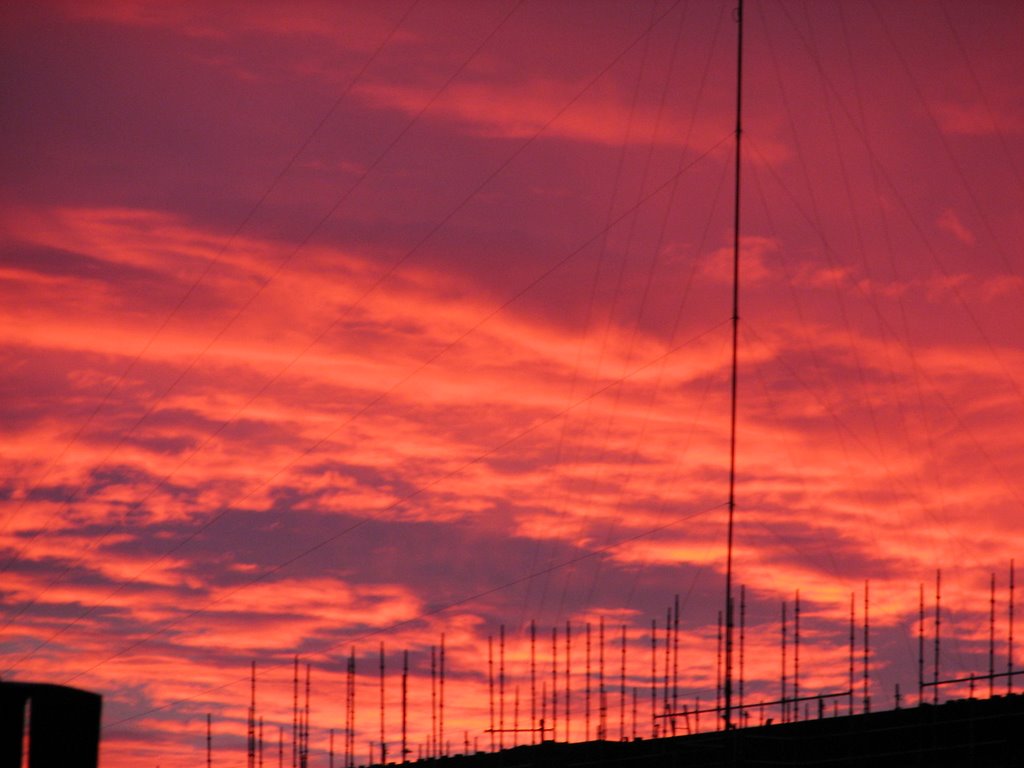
724,0 -> 744,733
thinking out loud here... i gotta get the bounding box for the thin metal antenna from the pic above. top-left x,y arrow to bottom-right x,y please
440,633 -> 446,757
513,685 -> 520,748
303,664 -> 310,768
650,618 -> 657,739
431,644 -> 437,758
401,650 -> 408,764
921,585 -> 929,708
599,616 -> 607,740
620,624 -> 627,741
531,620 -> 537,744
586,621 -> 592,740
500,624 -> 506,751
849,593 -> 855,715
488,635 -> 495,752
206,713 -> 212,768
346,649 -> 356,768
716,610 -> 723,717
293,656 -> 299,768
781,599 -> 787,723
723,0 -> 745,732
934,570 -> 941,705
739,585 -> 746,720
632,686 -> 638,741
380,643 -> 386,765
1010,559 -> 1016,694
249,661 -> 257,768
990,573 -> 996,698
672,596 -> 680,733
794,590 -> 800,718
565,621 -> 572,742
663,609 -> 670,733
864,581 -> 871,713
552,626 -> 558,741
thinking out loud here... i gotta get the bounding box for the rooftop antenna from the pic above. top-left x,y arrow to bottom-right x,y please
864,581 -> 871,713
739,585 -> 746,720
401,650 -> 408,764
990,573 -> 996,698
292,656 -> 299,768
531,620 -> 537,744
440,633 -> 446,757
379,643 -> 386,765
724,0 -> 745,732
795,590 -> 801,717
1009,559 -> 1016,694
934,571 -> 941,705
488,635 -> 495,752
565,621 -> 572,742
551,626 -> 558,740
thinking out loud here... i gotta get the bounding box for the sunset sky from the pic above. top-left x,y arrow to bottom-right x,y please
2,1 -> 1022,765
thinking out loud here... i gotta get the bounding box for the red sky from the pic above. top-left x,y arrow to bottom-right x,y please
2,1 -> 1022,765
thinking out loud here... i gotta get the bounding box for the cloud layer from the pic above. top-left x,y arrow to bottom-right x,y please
2,1 -> 1022,765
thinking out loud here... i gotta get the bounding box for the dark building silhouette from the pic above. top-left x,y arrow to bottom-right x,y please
378,694 -> 1023,768
0,682 -> 101,768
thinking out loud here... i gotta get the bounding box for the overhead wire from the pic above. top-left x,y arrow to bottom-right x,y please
2,0 -> 532,622
4,131 -> 733,676
0,0 -> 424,546
56,319 -> 730,688
3,0 -> 690,636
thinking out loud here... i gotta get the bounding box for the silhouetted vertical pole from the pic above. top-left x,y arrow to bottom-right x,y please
586,621 -> 592,740
513,685 -> 520,747
488,635 -> 495,752
279,727 -> 284,768
599,616 -> 607,740
934,570 -> 941,705
249,661 -> 256,768
918,584 -> 925,706
650,618 -> 657,739
379,643 -> 386,765
631,686 -> 637,741
531,620 -> 537,744
431,644 -> 436,758
723,0 -> 745,734
1009,559 -> 1016,694
990,573 -> 996,698
566,621 -> 572,742
401,650 -> 408,764
739,585 -> 746,721
551,626 -> 558,742
499,624 -> 506,751
672,595 -> 680,734
864,581 -> 870,713
794,590 -> 800,720
303,665 -> 310,768
849,593 -> 855,715
781,600 -> 787,723
329,728 -> 334,768
540,681 -> 547,741
292,657 -> 298,768
260,716 -> 264,768
346,649 -> 355,768
619,624 -> 626,741
206,713 -> 212,768
663,609 -> 670,732
440,633 -> 446,757
716,610 -> 723,718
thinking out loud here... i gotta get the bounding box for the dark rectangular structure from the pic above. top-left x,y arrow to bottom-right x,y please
0,681 -> 102,768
